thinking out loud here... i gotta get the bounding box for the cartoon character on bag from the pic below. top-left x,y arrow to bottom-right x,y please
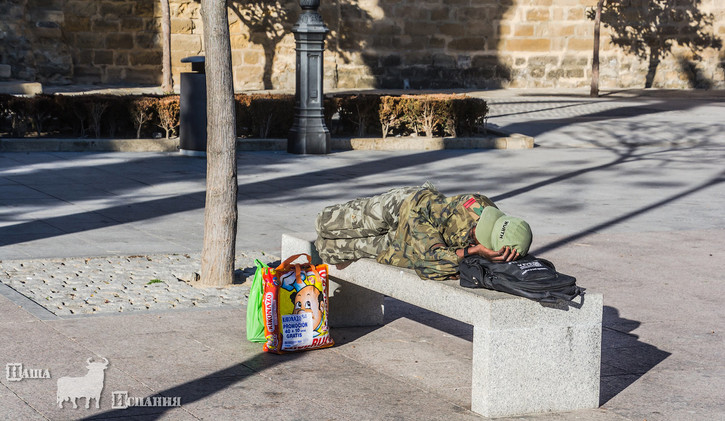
290,284 -> 326,337
280,270 -> 327,338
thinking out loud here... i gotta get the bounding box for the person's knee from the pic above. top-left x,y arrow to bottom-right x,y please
315,237 -> 354,264
315,211 -> 326,235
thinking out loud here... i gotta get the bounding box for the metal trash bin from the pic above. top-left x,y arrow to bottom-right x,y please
179,56 -> 207,156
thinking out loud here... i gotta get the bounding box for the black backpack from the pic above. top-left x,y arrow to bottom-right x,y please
459,255 -> 584,304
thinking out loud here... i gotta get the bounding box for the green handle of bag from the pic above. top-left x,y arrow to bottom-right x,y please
246,259 -> 268,343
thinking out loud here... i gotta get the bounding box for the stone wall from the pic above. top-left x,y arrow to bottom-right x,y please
64,0 -> 161,85
1,0 -> 724,90
0,0 -> 162,85
329,0 -> 725,89
0,0 -> 74,82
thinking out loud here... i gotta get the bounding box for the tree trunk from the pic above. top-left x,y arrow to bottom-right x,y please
161,0 -> 173,92
590,0 -> 605,97
645,50 -> 660,89
262,44 -> 275,90
200,0 -> 238,287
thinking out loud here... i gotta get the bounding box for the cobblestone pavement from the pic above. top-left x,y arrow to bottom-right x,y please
0,249 -> 279,316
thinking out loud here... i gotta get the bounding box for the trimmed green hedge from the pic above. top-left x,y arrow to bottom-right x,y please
0,93 -> 488,139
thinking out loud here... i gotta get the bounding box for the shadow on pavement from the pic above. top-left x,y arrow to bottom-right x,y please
331,296 -> 474,347
492,97 -> 720,138
532,168 -> 725,254
79,353 -> 303,420
600,305 -> 671,406
0,150 -> 481,248
3,140 -> 719,252
344,299 -> 671,409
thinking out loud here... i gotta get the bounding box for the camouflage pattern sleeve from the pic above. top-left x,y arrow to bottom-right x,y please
373,187 -> 496,281
406,207 -> 461,281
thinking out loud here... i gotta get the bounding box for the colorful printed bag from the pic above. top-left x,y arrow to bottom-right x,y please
262,253 -> 334,353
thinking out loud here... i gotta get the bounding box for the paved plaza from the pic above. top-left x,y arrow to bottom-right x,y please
0,89 -> 723,420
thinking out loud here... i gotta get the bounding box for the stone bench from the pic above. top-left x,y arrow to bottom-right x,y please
282,233 -> 603,418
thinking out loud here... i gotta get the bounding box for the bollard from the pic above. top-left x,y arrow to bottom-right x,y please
179,56 -> 207,157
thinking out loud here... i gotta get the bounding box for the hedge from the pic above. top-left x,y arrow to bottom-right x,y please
0,93 -> 488,140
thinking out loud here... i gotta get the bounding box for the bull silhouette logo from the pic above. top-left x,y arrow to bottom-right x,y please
57,357 -> 109,409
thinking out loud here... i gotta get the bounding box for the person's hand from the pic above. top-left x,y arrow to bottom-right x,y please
475,244 -> 520,262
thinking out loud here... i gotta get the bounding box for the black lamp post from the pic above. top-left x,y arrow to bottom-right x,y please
287,0 -> 331,154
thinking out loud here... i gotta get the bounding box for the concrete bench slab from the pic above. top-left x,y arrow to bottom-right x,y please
282,232 -> 602,418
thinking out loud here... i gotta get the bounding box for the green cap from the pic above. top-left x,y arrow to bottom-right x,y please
475,206 -> 533,256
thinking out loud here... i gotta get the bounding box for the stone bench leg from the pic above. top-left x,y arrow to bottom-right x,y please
470,296 -> 603,417
327,277 -> 385,327
281,233 -> 384,327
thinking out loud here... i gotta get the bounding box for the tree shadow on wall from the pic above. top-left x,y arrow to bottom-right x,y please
191,0 -> 300,90
207,0 -> 513,90
591,0 -> 722,88
225,0 -> 371,90
348,0 -> 513,89
227,0 -> 297,90
678,56 -> 714,89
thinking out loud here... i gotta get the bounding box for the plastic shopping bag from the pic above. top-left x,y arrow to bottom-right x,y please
246,259 -> 268,343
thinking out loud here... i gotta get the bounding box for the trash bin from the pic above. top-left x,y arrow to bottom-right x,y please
179,56 -> 206,156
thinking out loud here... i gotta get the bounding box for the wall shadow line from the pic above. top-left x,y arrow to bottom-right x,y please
491,97 -> 721,139
0,150 -> 484,248
532,168 -> 724,254
491,142 -> 708,203
78,353 -> 302,420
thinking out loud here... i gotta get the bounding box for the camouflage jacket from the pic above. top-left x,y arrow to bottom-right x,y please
377,187 -> 496,280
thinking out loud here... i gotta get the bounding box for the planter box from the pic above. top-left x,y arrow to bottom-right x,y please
0,128 -> 534,153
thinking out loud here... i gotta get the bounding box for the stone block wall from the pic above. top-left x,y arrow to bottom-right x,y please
174,0 -> 337,91
64,0 -> 162,85
1,0 -> 723,90
0,0 -> 74,82
332,0 -> 725,89
0,0 -> 162,85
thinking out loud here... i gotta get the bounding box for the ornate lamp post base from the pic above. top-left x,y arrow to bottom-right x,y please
287,0 -> 331,154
